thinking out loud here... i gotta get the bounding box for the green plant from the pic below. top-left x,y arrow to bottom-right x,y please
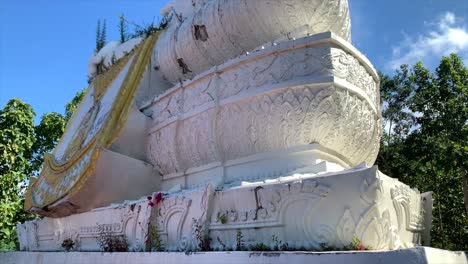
145,224 -> 164,252
193,218 -> 211,251
95,19 -> 107,52
272,235 -> 288,251
249,243 -> 270,251
96,224 -> 128,252
319,243 -> 339,251
61,238 -> 75,252
343,237 -> 371,251
118,14 -> 128,43
217,212 -> 227,224
216,236 -> 227,251
235,230 -> 245,251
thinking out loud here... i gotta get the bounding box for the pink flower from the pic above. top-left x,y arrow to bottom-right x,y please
154,192 -> 163,204
357,245 -> 366,251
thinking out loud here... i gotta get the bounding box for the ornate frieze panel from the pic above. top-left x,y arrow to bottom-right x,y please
146,34 -> 380,184
210,180 -> 329,230
18,168 -> 430,252
391,185 -> 425,232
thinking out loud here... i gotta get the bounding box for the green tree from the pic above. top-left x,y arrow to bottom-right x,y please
30,112 -> 66,173
0,90 -> 86,250
377,54 -> 468,250
119,14 -> 128,43
65,89 -> 86,122
100,19 -> 107,50
95,19 -> 107,52
0,99 -> 35,250
95,19 -> 102,53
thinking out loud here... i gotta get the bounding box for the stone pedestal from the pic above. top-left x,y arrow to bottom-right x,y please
17,166 -> 431,252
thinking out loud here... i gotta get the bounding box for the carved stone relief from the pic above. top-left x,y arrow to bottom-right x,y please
147,35 -> 380,186
391,185 -> 425,232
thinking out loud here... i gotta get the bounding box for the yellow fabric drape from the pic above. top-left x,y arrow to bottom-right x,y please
25,34 -> 159,210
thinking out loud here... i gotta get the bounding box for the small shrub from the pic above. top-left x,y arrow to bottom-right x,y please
236,230 -> 245,251
344,237 -> 371,251
146,224 -> 164,252
272,235 -> 289,251
216,236 -> 227,251
61,238 -> 75,252
217,212 -> 227,224
96,224 -> 129,252
193,218 -> 211,251
249,243 -> 270,251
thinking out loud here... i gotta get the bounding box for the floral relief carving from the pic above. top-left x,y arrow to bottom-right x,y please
148,123 -> 180,175
337,209 -> 356,246
360,171 -> 383,205
176,110 -> 218,171
210,180 -> 329,230
155,195 -> 192,251
325,48 -> 378,105
336,206 -> 397,250
147,37 -> 379,178
218,85 -> 378,166
391,185 -> 425,232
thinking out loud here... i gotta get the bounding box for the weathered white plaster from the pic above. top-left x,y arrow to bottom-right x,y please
154,0 -> 352,83
18,166 -> 430,252
144,33 -> 380,191
3,248 -> 466,264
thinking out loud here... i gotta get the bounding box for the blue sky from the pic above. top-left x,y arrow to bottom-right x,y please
1,0 -> 467,122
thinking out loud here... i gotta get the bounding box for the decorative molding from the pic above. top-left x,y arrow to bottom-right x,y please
391,185 -> 425,232
156,195 -> 192,251
360,171 -> 383,205
337,209 -> 356,246
210,180 -> 329,230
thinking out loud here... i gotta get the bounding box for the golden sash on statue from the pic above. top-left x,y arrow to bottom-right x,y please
24,34 -> 159,211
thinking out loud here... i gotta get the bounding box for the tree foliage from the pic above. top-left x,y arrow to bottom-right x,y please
95,19 -> 107,52
119,14 -> 128,43
377,54 -> 468,250
0,99 -> 36,250
0,90 -> 85,250
65,89 -> 86,122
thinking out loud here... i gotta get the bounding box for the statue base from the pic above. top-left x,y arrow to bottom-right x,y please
17,166 -> 432,252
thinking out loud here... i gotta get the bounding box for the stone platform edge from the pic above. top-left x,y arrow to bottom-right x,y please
1,247 -> 466,264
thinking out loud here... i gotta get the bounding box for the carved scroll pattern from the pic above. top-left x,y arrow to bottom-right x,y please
218,85 -> 379,166
148,44 -> 379,174
210,180 -> 329,230
156,196 -> 192,251
326,48 -> 378,105
336,174 -> 401,250
176,110 -> 218,170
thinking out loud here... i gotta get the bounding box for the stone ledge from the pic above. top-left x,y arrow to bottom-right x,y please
1,247 -> 466,264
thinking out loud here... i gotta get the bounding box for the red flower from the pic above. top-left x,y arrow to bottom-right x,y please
148,201 -> 155,207
154,192 -> 163,204
357,244 -> 366,251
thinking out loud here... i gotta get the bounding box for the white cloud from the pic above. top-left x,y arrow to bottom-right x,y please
389,12 -> 468,70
